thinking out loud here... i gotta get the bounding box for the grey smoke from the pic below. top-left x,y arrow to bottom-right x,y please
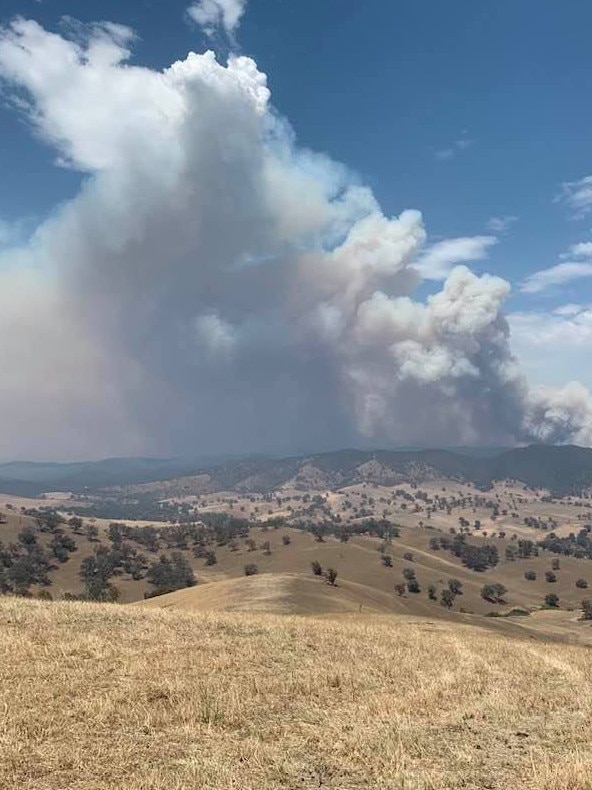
0,17 -> 591,460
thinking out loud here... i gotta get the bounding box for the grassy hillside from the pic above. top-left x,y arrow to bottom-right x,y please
4,503 -> 592,626
2,597 -> 592,789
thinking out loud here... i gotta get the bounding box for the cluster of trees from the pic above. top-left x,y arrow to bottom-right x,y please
538,528 -> 592,560
0,512 -> 78,596
297,517 -> 400,544
310,561 -> 338,586
438,533 -> 499,572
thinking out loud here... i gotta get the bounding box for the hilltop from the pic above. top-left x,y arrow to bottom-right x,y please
4,444 -> 592,498
2,596 -> 591,789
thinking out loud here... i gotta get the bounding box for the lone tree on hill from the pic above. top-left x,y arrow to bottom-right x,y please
325,568 -> 338,586
544,593 -> 559,608
480,583 -> 507,604
311,560 -> 323,576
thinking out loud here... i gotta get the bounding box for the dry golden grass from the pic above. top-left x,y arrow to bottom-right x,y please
2,598 -> 592,789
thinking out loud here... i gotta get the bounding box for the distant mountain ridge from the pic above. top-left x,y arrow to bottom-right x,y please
1,444 -> 592,497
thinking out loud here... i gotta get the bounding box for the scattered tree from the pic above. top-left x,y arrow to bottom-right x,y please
480,583 -> 507,604
325,567 -> 338,586
311,560 -> 323,576
544,593 -> 559,608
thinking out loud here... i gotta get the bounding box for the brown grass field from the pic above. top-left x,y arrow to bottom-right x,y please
2,596 -> 592,789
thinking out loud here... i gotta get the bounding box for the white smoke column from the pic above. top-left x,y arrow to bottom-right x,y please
0,17 -> 591,460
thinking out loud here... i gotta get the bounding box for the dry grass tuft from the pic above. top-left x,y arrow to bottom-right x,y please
1,597 -> 592,789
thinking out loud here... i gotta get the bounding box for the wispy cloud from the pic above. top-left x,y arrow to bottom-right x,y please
414,236 -> 497,281
562,241 -> 592,259
187,0 -> 246,37
520,262 -> 592,294
556,175 -> 592,219
486,215 -> 518,233
433,137 -> 473,162
521,239 -> 592,294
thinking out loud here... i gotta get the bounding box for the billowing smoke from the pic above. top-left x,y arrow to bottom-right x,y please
1,17 -> 592,460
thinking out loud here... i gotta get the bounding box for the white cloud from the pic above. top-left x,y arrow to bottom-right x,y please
414,236 -> 497,281
520,262 -> 592,294
433,137 -> 472,162
486,215 -> 518,233
1,17 -> 592,458
563,241 -> 592,259
556,175 -> 592,219
509,306 -> 592,409
187,0 -> 246,37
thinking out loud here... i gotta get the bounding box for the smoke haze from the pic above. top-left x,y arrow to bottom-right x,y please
1,17 -> 592,460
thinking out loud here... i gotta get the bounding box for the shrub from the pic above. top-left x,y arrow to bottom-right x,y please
204,550 -> 217,566
394,583 -> 406,596
428,537 -> 440,550
37,590 -> 53,601
407,578 -> 420,594
427,584 -> 437,600
581,599 -> 592,620
524,570 -> 537,581
325,568 -> 338,586
575,578 -> 588,589
402,567 -> 416,581
282,535 -> 291,546
403,552 -> 414,562
544,593 -> 559,608
545,571 -> 557,583
448,579 -> 463,595
311,560 -> 323,576
244,563 -> 259,576
551,558 -> 561,571
440,589 -> 455,609
261,540 -> 272,555
382,555 -> 393,567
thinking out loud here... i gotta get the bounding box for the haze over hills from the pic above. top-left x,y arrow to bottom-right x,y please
3,444 -> 592,497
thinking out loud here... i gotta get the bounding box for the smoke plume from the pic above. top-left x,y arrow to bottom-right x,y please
1,17 -> 592,460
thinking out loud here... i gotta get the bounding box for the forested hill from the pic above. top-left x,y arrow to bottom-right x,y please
1,444 -> 592,497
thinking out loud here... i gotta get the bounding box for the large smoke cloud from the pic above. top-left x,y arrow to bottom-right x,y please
1,17 -> 592,460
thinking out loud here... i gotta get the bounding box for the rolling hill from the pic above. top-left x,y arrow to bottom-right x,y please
3,444 -> 592,498
2,596 -> 592,789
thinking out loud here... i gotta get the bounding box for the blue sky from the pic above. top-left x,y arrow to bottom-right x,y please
0,0 -> 592,459
2,0 -> 592,296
